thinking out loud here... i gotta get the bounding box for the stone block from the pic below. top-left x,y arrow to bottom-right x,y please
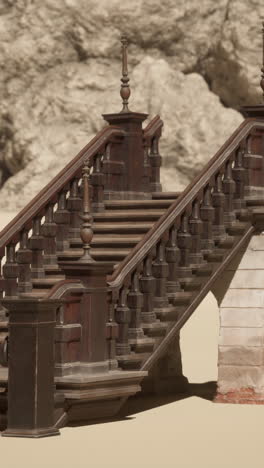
219,327 -> 263,346
220,289 -> 264,308
234,251 -> 264,270
218,345 -> 263,366
217,365 -> 264,392
227,270 -> 264,289
220,308 -> 264,327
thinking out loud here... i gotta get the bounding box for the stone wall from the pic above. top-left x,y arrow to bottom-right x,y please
212,234 -> 264,403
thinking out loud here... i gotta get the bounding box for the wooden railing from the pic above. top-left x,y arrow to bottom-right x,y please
108,118 -> 264,368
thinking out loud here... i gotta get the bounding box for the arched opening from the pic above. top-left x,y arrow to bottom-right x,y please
180,291 -> 219,385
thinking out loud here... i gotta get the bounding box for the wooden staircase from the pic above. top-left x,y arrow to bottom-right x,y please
1,33 -> 264,438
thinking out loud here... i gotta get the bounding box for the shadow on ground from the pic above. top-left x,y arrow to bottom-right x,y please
67,381 -> 217,428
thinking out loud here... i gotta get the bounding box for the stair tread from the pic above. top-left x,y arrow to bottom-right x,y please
104,199 -> 175,208
32,276 -> 65,285
94,222 -> 153,231
58,248 -> 130,257
117,352 -> 151,362
152,191 -> 181,199
69,235 -> 143,245
93,210 -> 165,220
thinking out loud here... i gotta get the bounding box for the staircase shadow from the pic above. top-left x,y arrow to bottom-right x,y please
119,380 -> 217,418
67,381 -> 217,429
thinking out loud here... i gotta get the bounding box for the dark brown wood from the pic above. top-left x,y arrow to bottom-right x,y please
120,35 -> 131,113
1,27 -> 264,436
261,21 -> 264,100
1,298 -> 60,438
79,159 -> 95,263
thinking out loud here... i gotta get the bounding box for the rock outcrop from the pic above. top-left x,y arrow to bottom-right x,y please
0,0 -> 261,211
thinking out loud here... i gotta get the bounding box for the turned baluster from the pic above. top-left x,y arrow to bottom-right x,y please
177,212 -> 192,278
243,133 -> 263,196
42,202 -> 58,266
232,145 -> 246,210
189,199 -> 204,266
90,153 -> 105,212
54,189 -> 70,252
152,239 -> 169,308
127,269 -> 144,339
115,286 -> 131,356
29,216 -> 45,278
200,184 -> 215,253
149,133 -> 162,193
2,242 -> 19,297
17,229 -> 32,294
223,158 -> 236,225
0,255 -> 6,318
212,172 -> 226,240
106,290 -> 119,370
261,21 -> 264,100
165,224 -> 181,293
142,138 -> 151,193
79,159 -> 95,262
140,253 -> 157,323
67,176 -> 82,242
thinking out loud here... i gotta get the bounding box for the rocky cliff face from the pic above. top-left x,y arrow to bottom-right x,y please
0,0 -> 262,211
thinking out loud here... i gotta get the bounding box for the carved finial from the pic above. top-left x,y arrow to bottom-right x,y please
120,34 -> 131,113
79,159 -> 95,263
261,21 -> 264,100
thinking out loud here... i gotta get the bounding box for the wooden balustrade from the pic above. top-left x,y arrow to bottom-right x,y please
127,269 -> 144,339
115,286 -> 131,356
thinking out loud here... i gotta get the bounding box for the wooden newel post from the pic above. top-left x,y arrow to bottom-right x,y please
2,298 -> 60,438
59,159 -> 115,374
102,34 -> 149,199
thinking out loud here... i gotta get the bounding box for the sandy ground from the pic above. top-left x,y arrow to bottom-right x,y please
0,210 -> 263,468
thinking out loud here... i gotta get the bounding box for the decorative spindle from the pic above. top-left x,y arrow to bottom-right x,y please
79,159 -> 95,263
261,21 -> 264,100
120,34 -> 131,113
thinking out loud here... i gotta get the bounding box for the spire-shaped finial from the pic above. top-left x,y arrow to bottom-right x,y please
120,34 -> 131,113
261,21 -> 264,100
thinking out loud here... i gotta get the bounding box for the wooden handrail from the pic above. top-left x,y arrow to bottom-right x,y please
143,115 -> 163,139
108,118 -> 264,289
0,125 -> 125,253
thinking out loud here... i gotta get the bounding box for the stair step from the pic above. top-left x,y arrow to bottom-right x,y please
179,278 -> 202,291
246,198 -> 264,206
32,276 -> 65,287
236,208 -> 253,221
117,352 -> 151,370
93,222 -> 153,234
141,321 -> 168,337
104,199 -> 175,209
93,210 -> 165,221
128,337 -> 155,352
20,289 -> 48,298
69,234 -> 143,248
227,222 -> 249,236
170,291 -> 193,306
152,191 -> 181,199
204,249 -> 226,263
192,264 -> 214,277
155,306 -> 183,321
58,248 -> 130,261
216,236 -> 235,248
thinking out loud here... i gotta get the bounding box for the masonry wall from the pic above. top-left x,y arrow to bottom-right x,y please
211,234 -> 264,403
